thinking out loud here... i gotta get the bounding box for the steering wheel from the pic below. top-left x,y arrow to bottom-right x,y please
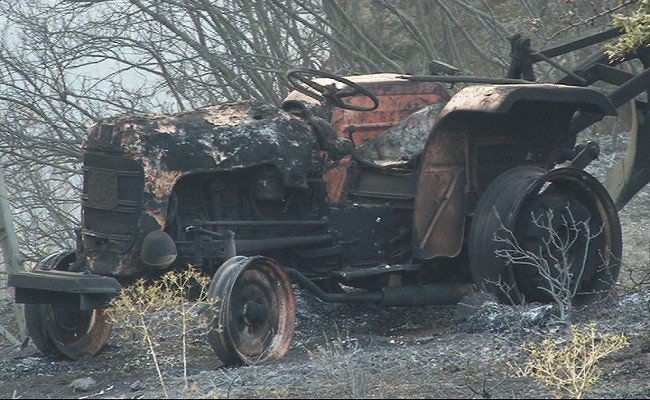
285,68 -> 380,112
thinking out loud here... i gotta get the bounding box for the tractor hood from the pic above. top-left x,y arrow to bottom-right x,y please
84,101 -> 319,196
81,101 -> 320,276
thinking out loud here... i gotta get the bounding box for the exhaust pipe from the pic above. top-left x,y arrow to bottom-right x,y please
286,268 -> 473,306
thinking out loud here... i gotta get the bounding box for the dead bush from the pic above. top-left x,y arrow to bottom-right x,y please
520,323 -> 629,399
494,206 -> 607,324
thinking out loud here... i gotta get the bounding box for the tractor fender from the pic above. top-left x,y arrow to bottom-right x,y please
438,84 -> 616,117
412,84 -> 616,260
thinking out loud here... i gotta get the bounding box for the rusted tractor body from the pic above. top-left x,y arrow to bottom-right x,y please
8,28 -> 648,365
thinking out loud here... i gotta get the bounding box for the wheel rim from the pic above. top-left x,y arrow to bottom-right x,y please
210,257 -> 296,365
230,268 -> 282,358
47,304 -> 97,345
44,305 -> 108,357
51,304 -> 94,332
513,169 -> 621,304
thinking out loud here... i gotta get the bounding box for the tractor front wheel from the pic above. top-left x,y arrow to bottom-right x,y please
206,256 -> 296,366
25,251 -> 112,359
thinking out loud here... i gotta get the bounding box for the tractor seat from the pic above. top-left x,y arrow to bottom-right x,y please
352,102 -> 445,170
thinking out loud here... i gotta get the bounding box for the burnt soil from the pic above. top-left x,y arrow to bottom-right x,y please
1,287 -> 650,399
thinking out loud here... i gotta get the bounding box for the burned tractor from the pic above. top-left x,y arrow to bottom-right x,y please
7,28 -> 649,366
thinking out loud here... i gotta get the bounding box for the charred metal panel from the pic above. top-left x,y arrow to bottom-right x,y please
85,102 -> 318,190
412,120 -> 467,260
325,205 -> 411,267
82,101 -> 319,276
82,153 -> 144,275
345,166 -> 417,212
470,103 -> 577,188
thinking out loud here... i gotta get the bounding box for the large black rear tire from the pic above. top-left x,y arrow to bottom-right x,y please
468,167 -> 622,305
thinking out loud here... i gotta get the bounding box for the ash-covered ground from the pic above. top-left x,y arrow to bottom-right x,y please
0,131 -> 648,399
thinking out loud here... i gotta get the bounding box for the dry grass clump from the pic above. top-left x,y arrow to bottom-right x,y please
108,266 -> 218,398
309,332 -> 369,398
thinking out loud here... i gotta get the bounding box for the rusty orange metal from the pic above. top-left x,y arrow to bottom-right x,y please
328,74 -> 450,147
286,74 -> 450,202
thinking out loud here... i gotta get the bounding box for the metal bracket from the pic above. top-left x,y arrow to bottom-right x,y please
9,270 -> 121,309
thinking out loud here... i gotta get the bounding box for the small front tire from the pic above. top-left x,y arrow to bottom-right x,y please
207,256 -> 296,366
24,250 -> 112,359
25,303 -> 112,359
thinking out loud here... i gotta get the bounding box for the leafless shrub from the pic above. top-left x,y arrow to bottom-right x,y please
493,206 -> 605,324
482,279 -> 540,340
617,261 -> 650,295
203,368 -> 242,399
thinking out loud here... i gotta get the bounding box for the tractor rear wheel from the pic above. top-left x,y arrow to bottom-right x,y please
24,251 -> 112,359
207,256 -> 296,366
468,167 -> 622,305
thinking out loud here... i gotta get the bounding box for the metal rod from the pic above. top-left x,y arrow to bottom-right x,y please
379,283 -> 474,306
555,51 -> 610,85
0,165 -> 22,275
236,235 -> 333,253
590,64 -> 635,86
184,229 -> 332,253
286,268 -> 474,306
194,219 -> 328,227
398,75 -> 531,85
191,227 -> 229,238
531,50 -> 588,85
537,27 -> 622,60
568,142 -> 600,170
286,268 -> 382,303
0,162 -> 27,338
570,68 -> 650,134
608,67 -> 650,108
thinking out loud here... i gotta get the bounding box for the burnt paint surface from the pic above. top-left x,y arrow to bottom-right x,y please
83,101 -> 319,276
353,102 -> 447,169
440,84 -> 616,117
80,82 -> 616,277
